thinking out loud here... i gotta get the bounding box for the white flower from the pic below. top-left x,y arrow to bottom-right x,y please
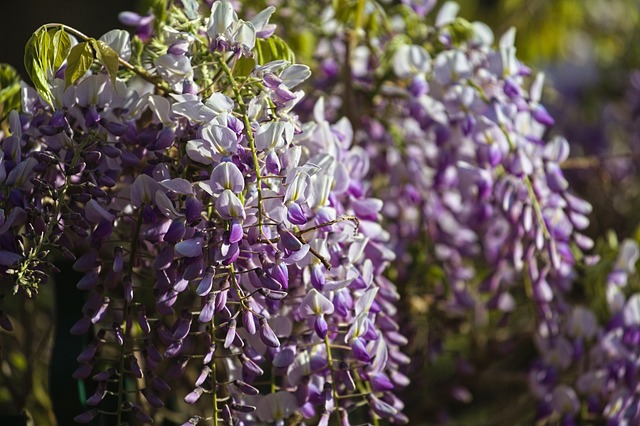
393,45 -> 431,79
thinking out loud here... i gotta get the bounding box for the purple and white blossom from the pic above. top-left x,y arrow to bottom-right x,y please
0,1 -> 409,424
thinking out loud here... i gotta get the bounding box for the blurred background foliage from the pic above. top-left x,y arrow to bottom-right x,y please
1,0 -> 640,425
457,0 -> 640,67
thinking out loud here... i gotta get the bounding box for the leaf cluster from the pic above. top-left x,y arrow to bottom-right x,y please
24,27 -> 71,105
24,26 -> 120,106
0,64 -> 21,122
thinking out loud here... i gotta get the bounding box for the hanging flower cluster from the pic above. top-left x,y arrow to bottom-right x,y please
530,239 -> 640,425
282,0 -> 599,419
1,0 -> 408,424
4,0 -> 632,424
308,0 -> 592,332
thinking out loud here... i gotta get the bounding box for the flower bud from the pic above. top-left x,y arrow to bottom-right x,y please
129,354 -> 143,378
72,363 -> 93,380
142,388 -> 164,408
224,319 -> 237,349
92,368 -> 116,382
259,317 -> 280,348
87,382 -> 107,406
185,386 -> 205,404
367,394 -> 398,418
234,379 -> 260,395
74,409 -> 99,424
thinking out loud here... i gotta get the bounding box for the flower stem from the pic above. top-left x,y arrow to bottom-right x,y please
323,334 -> 340,409
14,132 -> 92,295
115,207 -> 143,425
212,354 -> 219,426
215,55 -> 266,237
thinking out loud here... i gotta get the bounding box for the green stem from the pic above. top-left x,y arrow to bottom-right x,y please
215,56 -> 266,237
116,207 -> 144,425
523,175 -> 550,240
344,0 -> 367,132
14,133 -> 93,296
228,263 -> 247,303
364,382 -> 380,426
212,354 -> 219,426
323,334 -> 340,409
354,0 -> 366,41
467,79 -> 490,103
495,126 -> 551,241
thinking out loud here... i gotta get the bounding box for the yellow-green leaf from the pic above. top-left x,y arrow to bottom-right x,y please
35,27 -> 51,72
333,0 -> 357,25
9,351 -> 28,372
91,39 -> 119,85
0,64 -> 22,112
24,27 -> 53,105
234,56 -> 257,78
65,42 -> 94,87
255,35 -> 295,66
50,28 -> 71,71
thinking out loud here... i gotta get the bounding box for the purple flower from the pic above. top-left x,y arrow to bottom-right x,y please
186,124 -> 238,165
259,317 -> 280,348
216,189 -> 246,220
300,289 -> 334,338
118,11 -> 154,40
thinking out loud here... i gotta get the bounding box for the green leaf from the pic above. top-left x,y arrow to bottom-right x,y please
24,26 -> 53,105
150,0 -> 169,27
9,351 -> 28,372
26,60 -> 52,105
447,17 -> 475,46
288,30 -> 316,65
333,0 -> 357,25
65,42 -> 94,87
255,35 -> 295,66
91,39 -> 119,85
234,56 -> 257,78
365,0 -> 388,37
50,28 -> 71,71
36,26 -> 51,73
23,26 -> 74,106
0,64 -> 20,90
0,64 -> 22,112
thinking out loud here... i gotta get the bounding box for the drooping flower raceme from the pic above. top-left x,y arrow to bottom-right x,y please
529,239 -> 640,425
1,1 -> 408,424
291,0 -> 594,418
